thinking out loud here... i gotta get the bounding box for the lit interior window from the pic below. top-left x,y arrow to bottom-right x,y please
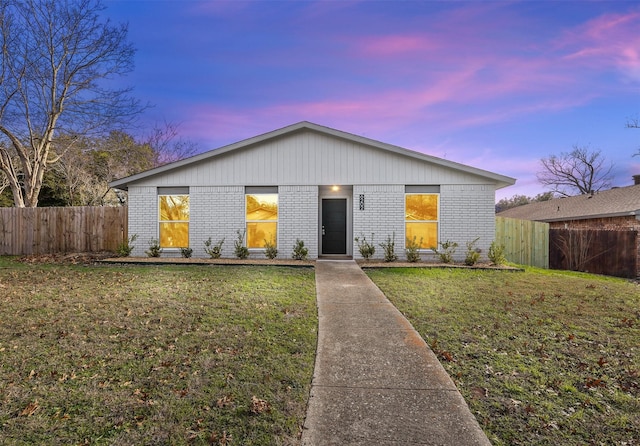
405,194 -> 438,249
159,195 -> 189,248
246,193 -> 278,248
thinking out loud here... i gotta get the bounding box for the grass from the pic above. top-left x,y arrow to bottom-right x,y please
365,267 -> 640,446
0,259 -> 317,445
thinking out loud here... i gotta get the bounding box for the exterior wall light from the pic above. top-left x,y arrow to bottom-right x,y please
331,185 -> 340,191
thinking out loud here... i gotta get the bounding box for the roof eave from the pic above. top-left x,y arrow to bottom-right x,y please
535,210 -> 640,223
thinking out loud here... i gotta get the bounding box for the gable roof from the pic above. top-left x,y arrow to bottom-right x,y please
109,121 -> 516,190
497,184 -> 640,222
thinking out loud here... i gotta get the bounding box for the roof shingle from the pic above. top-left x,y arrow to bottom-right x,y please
497,184 -> 640,222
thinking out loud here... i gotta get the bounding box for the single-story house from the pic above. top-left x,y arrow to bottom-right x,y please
498,178 -> 640,277
109,121 -> 516,260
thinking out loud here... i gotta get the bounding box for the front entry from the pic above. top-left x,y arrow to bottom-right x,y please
322,198 -> 347,255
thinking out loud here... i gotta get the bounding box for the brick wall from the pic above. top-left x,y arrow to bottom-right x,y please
280,185 -> 318,259
128,183 -> 499,261
440,184 -> 496,262
128,186 -> 157,257
352,185 -> 404,260
191,186 -> 244,258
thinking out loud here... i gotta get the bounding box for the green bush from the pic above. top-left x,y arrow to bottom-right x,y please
264,238 -> 278,259
116,234 -> 137,257
434,240 -> 458,264
379,233 -> 398,262
464,237 -> 481,266
405,236 -> 423,263
488,241 -> 507,265
354,233 -> 375,260
234,230 -> 249,259
292,239 -> 308,260
180,247 -> 193,258
145,238 -> 162,257
203,237 -> 225,259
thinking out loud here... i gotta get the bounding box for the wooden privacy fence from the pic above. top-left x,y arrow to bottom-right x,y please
0,206 -> 128,255
495,217 -> 549,268
549,228 -> 638,279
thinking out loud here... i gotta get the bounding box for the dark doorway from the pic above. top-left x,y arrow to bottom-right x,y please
322,198 -> 347,254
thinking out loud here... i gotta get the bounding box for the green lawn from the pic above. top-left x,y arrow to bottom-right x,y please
3,257 -> 638,446
0,260 -> 317,445
365,267 -> 640,446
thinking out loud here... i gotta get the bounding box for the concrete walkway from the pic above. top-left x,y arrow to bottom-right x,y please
301,260 -> 491,446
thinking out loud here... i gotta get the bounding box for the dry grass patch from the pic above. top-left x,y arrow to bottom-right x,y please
0,259 -> 317,445
366,267 -> 639,446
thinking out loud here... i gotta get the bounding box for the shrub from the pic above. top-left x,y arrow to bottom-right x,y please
488,241 -> 507,265
180,247 -> 193,258
434,240 -> 458,264
292,239 -> 308,260
354,233 -> 375,260
145,238 -> 162,257
264,238 -> 278,259
405,236 -> 423,263
234,230 -> 249,259
464,237 -> 481,266
203,237 -> 225,259
379,233 -> 398,262
116,233 -> 137,257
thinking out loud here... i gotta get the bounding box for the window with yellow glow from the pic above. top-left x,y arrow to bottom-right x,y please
246,193 -> 278,248
405,194 -> 438,249
159,195 -> 189,248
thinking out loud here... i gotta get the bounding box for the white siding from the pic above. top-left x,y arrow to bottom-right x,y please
132,131 -> 490,188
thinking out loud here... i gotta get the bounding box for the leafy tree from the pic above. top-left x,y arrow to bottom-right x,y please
0,0 -> 142,207
537,146 -> 613,197
53,131 -> 155,206
496,191 -> 555,212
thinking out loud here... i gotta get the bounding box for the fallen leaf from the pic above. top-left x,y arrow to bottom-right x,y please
20,401 -> 39,417
250,396 -> 270,414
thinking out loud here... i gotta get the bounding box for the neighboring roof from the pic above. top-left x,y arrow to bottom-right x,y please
498,184 -> 640,222
109,121 -> 516,190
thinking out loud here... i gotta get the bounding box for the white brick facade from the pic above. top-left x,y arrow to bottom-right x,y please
280,186 -> 318,259
440,184 -> 496,262
128,186 -> 157,257
190,186 -> 244,258
128,183 -> 497,261
113,123 -> 514,260
352,185 -> 404,260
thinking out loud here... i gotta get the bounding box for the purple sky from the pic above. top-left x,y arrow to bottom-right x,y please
103,0 -> 640,200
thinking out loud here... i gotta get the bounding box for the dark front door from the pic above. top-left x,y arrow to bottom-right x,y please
322,199 -> 347,254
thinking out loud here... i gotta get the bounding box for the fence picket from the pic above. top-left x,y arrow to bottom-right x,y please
0,206 -> 128,255
495,217 -> 549,268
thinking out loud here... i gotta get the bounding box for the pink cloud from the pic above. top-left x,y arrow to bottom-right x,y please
358,35 -> 440,56
559,10 -> 640,82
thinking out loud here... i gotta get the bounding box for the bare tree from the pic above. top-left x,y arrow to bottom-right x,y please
0,0 -> 141,207
537,146 -> 613,197
628,116 -> 640,156
145,121 -> 199,167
